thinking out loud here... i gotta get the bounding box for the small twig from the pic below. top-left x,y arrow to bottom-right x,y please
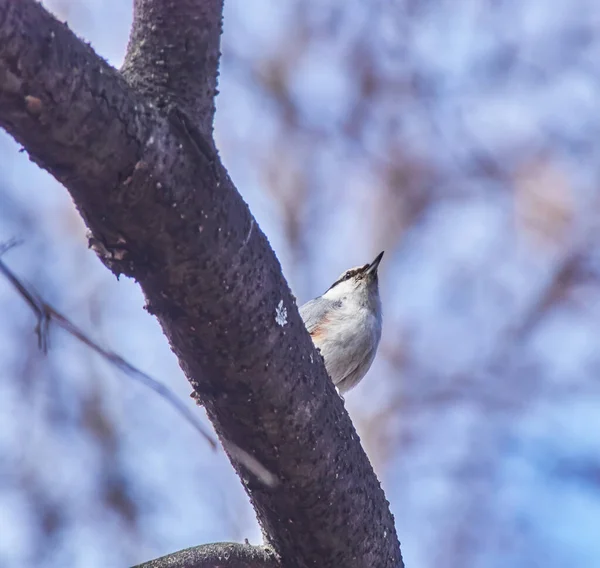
0,239 -> 50,351
0,242 -> 279,486
0,241 -> 216,446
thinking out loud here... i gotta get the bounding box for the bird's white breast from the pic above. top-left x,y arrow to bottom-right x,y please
316,285 -> 382,391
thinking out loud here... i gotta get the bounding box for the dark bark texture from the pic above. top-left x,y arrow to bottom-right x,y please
133,542 -> 281,568
0,1 -> 404,567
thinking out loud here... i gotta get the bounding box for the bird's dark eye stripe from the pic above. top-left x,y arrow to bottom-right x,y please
326,266 -> 368,291
348,268 -> 363,278
327,277 -> 345,290
328,272 -> 352,290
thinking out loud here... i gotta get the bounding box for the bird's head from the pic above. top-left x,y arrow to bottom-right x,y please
322,251 -> 384,305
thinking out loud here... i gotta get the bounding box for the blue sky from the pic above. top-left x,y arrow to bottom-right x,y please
1,1 -> 600,567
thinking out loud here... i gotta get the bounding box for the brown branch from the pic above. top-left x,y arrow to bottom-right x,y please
122,0 -> 223,136
0,2 -> 404,567
132,542 -> 280,568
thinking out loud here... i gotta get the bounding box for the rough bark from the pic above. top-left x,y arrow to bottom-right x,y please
133,542 -> 280,568
121,0 -> 222,136
0,1 -> 404,567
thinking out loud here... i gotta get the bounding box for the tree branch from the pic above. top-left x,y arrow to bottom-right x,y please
0,2 -> 404,567
0,0 -> 147,206
132,542 -> 280,568
122,0 -> 223,136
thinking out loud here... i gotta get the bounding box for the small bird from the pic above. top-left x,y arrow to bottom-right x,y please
300,252 -> 384,395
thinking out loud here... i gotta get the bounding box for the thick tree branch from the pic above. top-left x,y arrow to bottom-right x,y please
0,1 -> 147,206
132,542 -> 280,568
0,2 -> 404,567
122,0 -> 223,135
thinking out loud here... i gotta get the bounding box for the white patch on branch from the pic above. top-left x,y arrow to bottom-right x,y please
242,218 -> 254,248
275,299 -> 287,326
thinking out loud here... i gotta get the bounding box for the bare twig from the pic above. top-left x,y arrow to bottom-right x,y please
0,242 -> 217,448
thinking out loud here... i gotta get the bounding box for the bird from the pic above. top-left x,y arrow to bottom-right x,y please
299,251 -> 384,395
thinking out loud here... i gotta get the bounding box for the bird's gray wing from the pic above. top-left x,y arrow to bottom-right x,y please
299,297 -> 340,335
335,343 -> 377,393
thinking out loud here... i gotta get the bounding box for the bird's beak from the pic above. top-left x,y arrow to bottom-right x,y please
366,251 -> 384,275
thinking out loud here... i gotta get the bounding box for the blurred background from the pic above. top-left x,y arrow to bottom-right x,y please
2,0 -> 600,566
